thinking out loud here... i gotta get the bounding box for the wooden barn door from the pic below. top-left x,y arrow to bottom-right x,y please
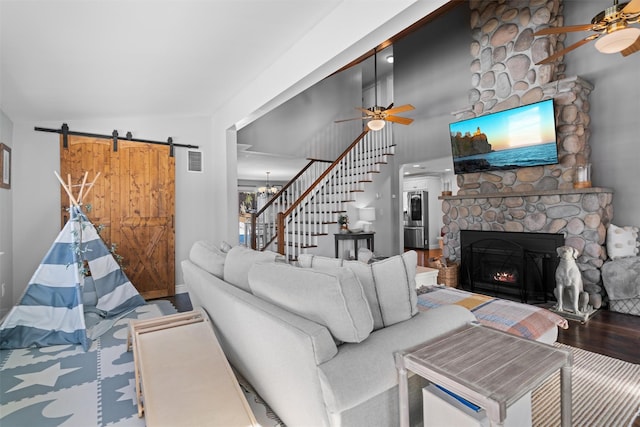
60,136 -> 175,298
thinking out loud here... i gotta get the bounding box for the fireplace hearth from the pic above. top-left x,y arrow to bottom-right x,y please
460,231 -> 564,303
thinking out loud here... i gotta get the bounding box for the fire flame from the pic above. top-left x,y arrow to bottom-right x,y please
493,271 -> 517,283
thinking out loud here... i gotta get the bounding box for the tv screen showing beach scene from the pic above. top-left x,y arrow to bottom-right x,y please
448,99 -> 558,174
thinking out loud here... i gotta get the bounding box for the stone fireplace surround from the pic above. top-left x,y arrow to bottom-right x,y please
440,1 -> 615,308
442,187 -> 613,307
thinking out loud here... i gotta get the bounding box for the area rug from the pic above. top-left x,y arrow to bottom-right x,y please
532,343 -> 640,426
0,301 -> 282,427
3,303 -> 637,427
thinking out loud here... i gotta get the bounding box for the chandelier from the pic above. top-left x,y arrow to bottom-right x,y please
258,172 -> 278,196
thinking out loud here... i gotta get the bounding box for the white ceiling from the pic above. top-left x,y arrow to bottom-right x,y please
0,0 -> 447,181
1,0 -> 347,121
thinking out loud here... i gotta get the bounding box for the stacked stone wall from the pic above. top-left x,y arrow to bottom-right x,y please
441,1 -> 611,306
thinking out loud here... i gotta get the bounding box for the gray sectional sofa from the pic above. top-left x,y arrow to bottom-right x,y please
181,242 -> 476,427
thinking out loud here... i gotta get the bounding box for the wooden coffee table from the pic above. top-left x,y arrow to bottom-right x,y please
395,323 -> 572,427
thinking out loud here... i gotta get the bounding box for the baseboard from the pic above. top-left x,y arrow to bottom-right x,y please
175,283 -> 188,295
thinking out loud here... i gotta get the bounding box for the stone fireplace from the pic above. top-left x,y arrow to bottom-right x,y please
440,1 -> 615,308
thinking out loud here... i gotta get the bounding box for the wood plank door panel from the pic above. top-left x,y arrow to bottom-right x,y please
60,136 -> 113,235
113,141 -> 175,299
60,136 -> 175,299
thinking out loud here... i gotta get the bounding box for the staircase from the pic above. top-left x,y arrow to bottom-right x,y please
248,125 -> 395,261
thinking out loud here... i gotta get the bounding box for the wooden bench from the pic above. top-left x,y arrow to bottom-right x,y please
128,309 -> 258,426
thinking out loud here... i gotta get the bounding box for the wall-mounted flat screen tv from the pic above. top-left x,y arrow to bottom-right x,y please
448,99 -> 558,174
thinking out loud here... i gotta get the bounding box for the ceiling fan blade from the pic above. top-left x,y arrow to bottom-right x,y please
534,24 -> 594,35
385,104 -> 415,115
386,115 -> 414,125
535,34 -> 598,65
622,0 -> 640,14
356,107 -> 375,116
334,116 -> 368,123
621,35 -> 640,56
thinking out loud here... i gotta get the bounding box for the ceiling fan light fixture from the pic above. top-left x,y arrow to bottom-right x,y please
367,119 -> 386,131
595,27 -> 640,53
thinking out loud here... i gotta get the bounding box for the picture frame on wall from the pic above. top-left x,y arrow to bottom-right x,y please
0,143 -> 10,189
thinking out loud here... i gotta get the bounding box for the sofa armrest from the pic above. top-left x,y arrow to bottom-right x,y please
181,259 -> 338,427
182,260 -> 338,364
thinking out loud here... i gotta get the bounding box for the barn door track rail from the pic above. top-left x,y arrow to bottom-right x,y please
35,123 -> 199,157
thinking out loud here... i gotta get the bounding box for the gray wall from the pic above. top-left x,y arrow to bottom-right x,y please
237,63 -> 402,257
238,0 -> 640,258
562,0 -> 640,226
392,4 -> 472,252
391,1 -> 640,254
6,1 -> 639,301
393,4 -> 471,165
238,68 -> 363,160
10,116 -> 215,301
0,110 -> 14,316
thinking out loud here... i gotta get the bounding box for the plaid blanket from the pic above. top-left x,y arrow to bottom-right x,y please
417,285 -> 568,341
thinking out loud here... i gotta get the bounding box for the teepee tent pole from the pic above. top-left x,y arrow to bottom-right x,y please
54,171 -> 79,207
77,172 -> 89,203
67,174 -> 74,207
54,171 -> 101,207
81,172 -> 101,203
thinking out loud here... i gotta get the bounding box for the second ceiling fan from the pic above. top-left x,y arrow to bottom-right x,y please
534,0 -> 640,64
335,49 -> 414,131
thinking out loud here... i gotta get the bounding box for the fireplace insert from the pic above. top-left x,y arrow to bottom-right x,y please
460,230 -> 564,303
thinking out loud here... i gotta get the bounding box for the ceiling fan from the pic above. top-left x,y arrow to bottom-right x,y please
335,49 -> 414,131
534,0 -> 640,65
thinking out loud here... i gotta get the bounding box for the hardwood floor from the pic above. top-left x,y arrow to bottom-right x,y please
556,309 -> 640,364
166,248 -> 640,367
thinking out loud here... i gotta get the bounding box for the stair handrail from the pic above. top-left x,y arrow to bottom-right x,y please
250,157 -> 333,250
276,128 -> 370,254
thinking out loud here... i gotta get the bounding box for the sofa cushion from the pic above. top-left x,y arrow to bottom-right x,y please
300,252 -> 418,329
223,246 -> 280,292
318,305 -> 476,414
248,263 -> 374,343
189,240 -> 226,279
607,224 -> 639,259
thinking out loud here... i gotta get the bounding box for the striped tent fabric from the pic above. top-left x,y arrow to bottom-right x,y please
0,207 -> 144,350
79,213 -> 145,317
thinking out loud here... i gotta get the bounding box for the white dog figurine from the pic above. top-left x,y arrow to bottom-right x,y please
554,246 -> 589,313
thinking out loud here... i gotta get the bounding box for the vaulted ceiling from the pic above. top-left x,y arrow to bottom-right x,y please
1,1 -> 445,126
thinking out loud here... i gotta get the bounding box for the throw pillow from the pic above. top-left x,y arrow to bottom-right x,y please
299,251 -> 419,329
607,224 -> 639,259
248,263 -> 374,343
348,251 -> 418,328
189,240 -> 226,279
223,246 -> 280,292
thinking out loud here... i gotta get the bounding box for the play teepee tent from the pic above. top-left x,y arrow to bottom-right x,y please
0,172 -> 145,350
